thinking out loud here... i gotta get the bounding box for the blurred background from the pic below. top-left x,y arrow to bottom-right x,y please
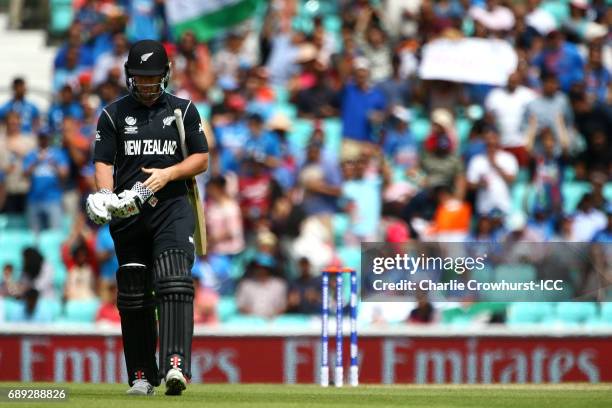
0,0 -> 611,333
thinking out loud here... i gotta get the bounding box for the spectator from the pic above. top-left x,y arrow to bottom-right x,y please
355,9 -> 393,83
64,242 -> 97,301
339,57 -> 388,145
341,150 -> 384,241
54,23 -> 95,69
173,31 -> 214,102
214,31 -> 255,82
584,44 -> 611,104
193,273 -> 219,325
532,30 -> 584,92
0,111 -> 36,213
468,0 -> 516,33
377,54 -> 411,108
96,223 -> 118,284
420,111 -> 465,195
47,85 -> 84,133
23,130 -> 69,232
295,61 -> 337,119
0,77 -> 40,134
125,0 -> 162,42
53,45 -> 88,93
523,72 -> 574,144
485,71 -> 537,166
206,175 -> 245,256
235,256 -> 287,318
592,204 -> 612,243
299,140 -> 342,216
408,291 -> 436,323
238,155 -> 272,227
92,32 -> 129,87
0,264 -> 19,297
244,113 -> 282,169
572,193 -> 607,242
467,126 -> 518,215
525,123 -> 570,215
95,282 -> 120,325
18,247 -> 55,299
286,257 -> 321,314
383,106 -> 418,171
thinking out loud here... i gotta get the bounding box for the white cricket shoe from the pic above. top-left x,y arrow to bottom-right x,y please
126,379 -> 154,396
165,368 -> 187,396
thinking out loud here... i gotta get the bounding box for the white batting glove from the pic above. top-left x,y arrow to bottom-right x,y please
85,189 -> 116,225
108,182 -> 155,218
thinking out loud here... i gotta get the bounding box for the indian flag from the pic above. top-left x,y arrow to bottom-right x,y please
166,0 -> 263,41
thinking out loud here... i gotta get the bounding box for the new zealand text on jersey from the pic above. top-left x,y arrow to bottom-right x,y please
124,139 -> 178,155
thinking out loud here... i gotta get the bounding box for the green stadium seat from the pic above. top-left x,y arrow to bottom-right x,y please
411,118 -> 430,143
494,264 -> 536,283
456,117 -> 471,147
271,314 -> 312,327
322,118 -> 342,154
336,246 -> 360,273
224,314 -> 267,327
218,296 -> 238,322
272,102 -> 297,119
562,182 -> 591,214
332,213 -> 350,246
272,85 -> 289,103
555,302 -> 598,324
63,299 -> 100,322
507,302 -> 555,325
38,297 -> 63,320
599,302 -> 612,324
288,119 -> 314,151
603,183 -> 612,201
4,298 -> 24,322
49,0 -> 74,34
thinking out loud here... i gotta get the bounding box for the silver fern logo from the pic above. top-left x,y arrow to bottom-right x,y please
140,52 -> 154,63
163,116 -> 175,128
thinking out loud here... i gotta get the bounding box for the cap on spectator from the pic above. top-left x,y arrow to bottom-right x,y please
226,94 -> 246,111
570,0 -> 589,9
353,56 -> 370,71
254,252 -> 276,269
584,22 -> 607,41
267,112 -> 292,132
392,106 -> 412,123
218,75 -> 238,91
296,43 -> 318,64
488,208 -> 505,219
340,142 -> 361,163
505,212 -> 527,232
37,126 -> 52,138
386,221 -> 410,243
257,230 -> 278,248
431,108 -> 454,131
247,112 -> 264,124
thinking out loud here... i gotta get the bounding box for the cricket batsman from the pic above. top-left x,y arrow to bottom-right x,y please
85,39 -> 208,396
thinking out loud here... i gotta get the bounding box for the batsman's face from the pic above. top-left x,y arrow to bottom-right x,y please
134,74 -> 163,104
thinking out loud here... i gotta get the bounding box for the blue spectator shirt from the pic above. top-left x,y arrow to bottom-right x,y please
340,82 -> 387,143
96,224 -> 119,280
23,147 -> 69,203
533,42 -> 584,92
0,98 -> 40,133
47,102 -> 84,132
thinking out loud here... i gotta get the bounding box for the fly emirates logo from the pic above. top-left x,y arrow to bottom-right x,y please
124,139 -> 177,155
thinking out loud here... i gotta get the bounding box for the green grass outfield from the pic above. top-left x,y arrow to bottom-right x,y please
1,383 -> 611,408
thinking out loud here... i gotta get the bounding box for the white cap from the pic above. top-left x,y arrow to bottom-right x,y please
353,57 -> 370,71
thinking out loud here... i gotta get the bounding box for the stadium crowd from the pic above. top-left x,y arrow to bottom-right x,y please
0,0 -> 611,325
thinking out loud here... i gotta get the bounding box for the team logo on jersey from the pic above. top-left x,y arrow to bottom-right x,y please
124,126 -> 138,135
198,123 -> 203,133
162,116 -> 176,128
125,116 -> 137,126
95,130 -> 101,141
140,52 -> 154,63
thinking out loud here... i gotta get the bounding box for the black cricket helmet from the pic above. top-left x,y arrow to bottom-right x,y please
124,39 -> 170,103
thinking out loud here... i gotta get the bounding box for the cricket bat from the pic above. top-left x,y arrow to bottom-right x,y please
174,108 -> 207,256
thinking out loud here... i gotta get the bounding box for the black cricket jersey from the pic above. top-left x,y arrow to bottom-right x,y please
93,92 -> 208,201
